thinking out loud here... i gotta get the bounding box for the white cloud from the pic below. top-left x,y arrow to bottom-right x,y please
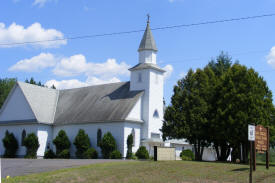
267,46 -> 275,68
163,64 -> 173,79
86,76 -> 121,86
33,0 -> 50,7
45,79 -> 88,89
45,77 -> 121,89
0,22 -> 66,48
53,55 -> 130,78
9,53 -> 57,72
53,54 -> 88,76
168,0 -> 184,3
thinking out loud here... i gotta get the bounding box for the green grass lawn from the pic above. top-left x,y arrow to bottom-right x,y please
2,160 -> 275,183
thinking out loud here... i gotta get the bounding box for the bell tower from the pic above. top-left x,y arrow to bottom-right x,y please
129,16 -> 165,140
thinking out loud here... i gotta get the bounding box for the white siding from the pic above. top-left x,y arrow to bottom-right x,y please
139,50 -> 157,64
53,122 -> 125,158
0,86 -> 35,122
123,122 -> 141,157
0,124 -> 52,157
37,125 -> 53,156
126,97 -> 142,121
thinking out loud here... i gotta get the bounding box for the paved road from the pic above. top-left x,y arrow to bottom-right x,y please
1,159 -> 129,178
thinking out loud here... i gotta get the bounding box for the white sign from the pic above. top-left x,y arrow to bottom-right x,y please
248,125 -> 255,141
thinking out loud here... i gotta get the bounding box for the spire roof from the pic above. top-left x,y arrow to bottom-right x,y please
138,17 -> 158,52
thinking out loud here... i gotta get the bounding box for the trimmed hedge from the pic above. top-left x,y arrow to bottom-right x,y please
74,129 -> 91,159
100,132 -> 117,159
110,150 -> 122,159
58,149 -> 70,159
84,148 -> 98,159
44,149 -> 56,159
53,130 -> 70,158
2,130 -> 18,158
135,146 -> 149,159
23,133 -> 40,158
126,134 -> 133,159
180,149 -> 194,161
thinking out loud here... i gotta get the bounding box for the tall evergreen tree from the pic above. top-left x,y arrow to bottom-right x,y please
162,52 -> 275,162
0,78 -> 17,108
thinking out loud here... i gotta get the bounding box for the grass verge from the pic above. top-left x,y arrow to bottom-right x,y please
2,160 -> 275,183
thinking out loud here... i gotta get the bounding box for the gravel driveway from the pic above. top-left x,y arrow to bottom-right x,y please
1,158 -> 129,178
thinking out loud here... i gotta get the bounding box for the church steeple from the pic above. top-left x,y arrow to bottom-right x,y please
138,15 -> 158,52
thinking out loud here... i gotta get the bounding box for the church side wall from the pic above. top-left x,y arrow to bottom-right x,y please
125,97 -> 142,121
0,124 -> 52,157
123,122 -> 141,157
53,122 -> 125,158
0,86 -> 36,121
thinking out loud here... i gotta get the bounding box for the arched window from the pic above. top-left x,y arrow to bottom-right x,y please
97,129 -> 102,147
21,129 -> 26,146
132,128 -> 135,147
153,110 -> 159,118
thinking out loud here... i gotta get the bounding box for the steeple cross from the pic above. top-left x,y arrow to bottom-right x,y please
147,14 -> 150,23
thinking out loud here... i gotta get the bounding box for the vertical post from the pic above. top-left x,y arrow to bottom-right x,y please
154,146 -> 157,161
266,127 -> 269,169
249,141 -> 253,183
253,141 -> 256,171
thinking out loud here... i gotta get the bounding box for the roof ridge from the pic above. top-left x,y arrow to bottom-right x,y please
59,81 -> 129,91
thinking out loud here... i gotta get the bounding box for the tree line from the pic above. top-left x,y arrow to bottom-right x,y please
0,77 -> 56,109
162,52 -> 275,162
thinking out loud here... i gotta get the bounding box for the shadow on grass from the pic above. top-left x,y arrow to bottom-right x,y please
231,168 -> 249,172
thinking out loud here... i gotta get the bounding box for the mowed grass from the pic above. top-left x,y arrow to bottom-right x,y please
2,160 -> 275,183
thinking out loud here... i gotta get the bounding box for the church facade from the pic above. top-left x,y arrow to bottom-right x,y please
0,20 -> 165,158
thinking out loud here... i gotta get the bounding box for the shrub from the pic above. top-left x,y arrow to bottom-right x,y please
53,130 -> 70,157
135,146 -> 149,159
44,149 -> 56,159
58,149 -> 70,159
110,150 -> 122,159
180,149 -> 194,161
2,130 -> 18,158
74,129 -> 91,158
84,148 -> 98,159
126,134 -> 133,159
23,133 -> 40,158
100,132 -> 117,159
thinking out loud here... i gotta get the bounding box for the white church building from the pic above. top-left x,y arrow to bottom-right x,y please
0,20 -> 167,158
0,20 -> 218,161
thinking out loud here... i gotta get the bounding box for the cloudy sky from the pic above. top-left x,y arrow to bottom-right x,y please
1,0 -> 275,103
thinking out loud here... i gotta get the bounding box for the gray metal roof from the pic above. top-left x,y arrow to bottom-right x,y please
138,22 -> 158,52
129,63 -> 166,73
18,82 -> 59,124
0,81 -> 143,125
54,82 -> 144,125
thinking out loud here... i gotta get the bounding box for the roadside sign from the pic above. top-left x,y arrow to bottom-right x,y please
255,125 -> 268,153
248,125 -> 255,141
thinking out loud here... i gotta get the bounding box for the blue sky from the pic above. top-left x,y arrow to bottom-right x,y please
0,0 -> 275,104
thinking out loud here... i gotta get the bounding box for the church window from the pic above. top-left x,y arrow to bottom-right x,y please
97,129 -> 102,147
138,73 -> 142,83
21,129 -> 26,146
153,109 -> 159,118
132,128 -> 135,146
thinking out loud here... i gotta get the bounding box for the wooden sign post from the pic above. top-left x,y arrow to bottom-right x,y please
255,125 -> 269,170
